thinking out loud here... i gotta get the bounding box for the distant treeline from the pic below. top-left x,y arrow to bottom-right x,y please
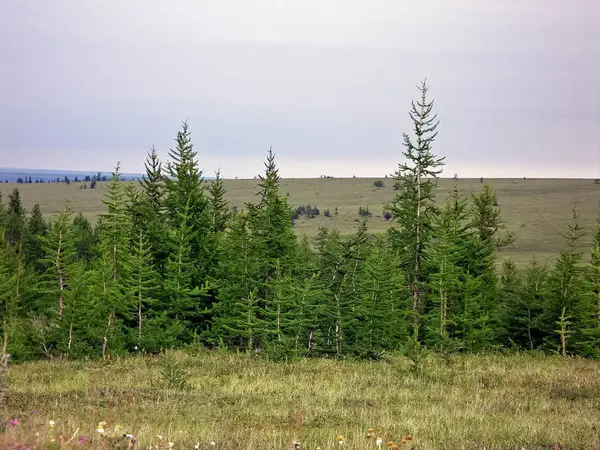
0,81 -> 598,363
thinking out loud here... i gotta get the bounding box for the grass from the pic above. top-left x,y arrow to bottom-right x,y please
4,177 -> 600,267
2,350 -> 600,449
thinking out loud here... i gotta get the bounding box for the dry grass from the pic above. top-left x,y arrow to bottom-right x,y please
2,350 -> 600,449
4,177 -> 599,267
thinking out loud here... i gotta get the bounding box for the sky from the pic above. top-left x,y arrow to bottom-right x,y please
1,0 -> 599,179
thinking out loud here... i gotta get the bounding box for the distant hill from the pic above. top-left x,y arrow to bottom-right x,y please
0,167 -> 145,183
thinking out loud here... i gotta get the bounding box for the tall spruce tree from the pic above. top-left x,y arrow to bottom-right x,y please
90,163 -> 133,358
164,121 -> 211,283
23,204 -> 48,272
542,204 -> 588,355
245,148 -> 299,351
5,188 -> 26,248
387,79 -> 445,351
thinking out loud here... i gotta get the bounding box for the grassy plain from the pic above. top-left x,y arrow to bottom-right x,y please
4,177 -> 599,267
2,350 -> 600,449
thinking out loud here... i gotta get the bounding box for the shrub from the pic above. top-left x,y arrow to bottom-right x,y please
292,204 -> 320,220
334,207 -> 338,215
323,209 -> 331,217
594,179 -> 599,185
393,182 -> 400,191
90,180 -> 97,189
358,206 -> 372,217
373,180 -> 384,188
383,210 -> 392,221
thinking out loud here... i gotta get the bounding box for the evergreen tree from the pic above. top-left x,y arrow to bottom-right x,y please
423,187 -> 469,350
245,148 -> 299,351
38,202 -> 78,321
130,227 -> 160,347
208,169 -> 231,235
212,212 -> 261,350
23,204 -> 48,271
72,213 -> 97,264
164,121 -> 211,283
542,205 -> 589,355
140,146 -> 165,212
90,163 -> 133,358
355,234 -> 408,356
585,216 -> 600,355
5,188 -> 26,248
387,79 -> 445,343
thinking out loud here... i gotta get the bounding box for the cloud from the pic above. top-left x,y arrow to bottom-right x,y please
1,0 -> 598,177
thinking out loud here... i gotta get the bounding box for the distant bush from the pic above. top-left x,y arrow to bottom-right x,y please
358,206 -> 372,217
323,209 -> 331,217
292,204 -> 320,220
383,210 -> 392,221
373,180 -> 384,188
90,180 -> 97,189
594,179 -> 600,185
393,182 -> 400,191
334,207 -> 339,215
480,177 -> 484,183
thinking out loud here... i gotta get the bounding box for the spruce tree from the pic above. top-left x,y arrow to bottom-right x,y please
212,212 -> 261,350
355,234 -> 408,356
23,204 -> 48,272
423,187 -> 470,350
5,188 -> 26,248
130,227 -> 159,347
208,169 -> 231,235
585,216 -> 600,355
542,204 -> 588,355
38,202 -> 78,320
387,79 -> 445,342
140,146 -> 165,212
245,148 -> 299,351
91,163 -> 133,358
164,121 -> 211,283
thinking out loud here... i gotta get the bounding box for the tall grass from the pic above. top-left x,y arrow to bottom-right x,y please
2,349 -> 599,449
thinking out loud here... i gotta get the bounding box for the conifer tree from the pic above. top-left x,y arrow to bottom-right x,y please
23,204 -> 48,272
5,188 -> 26,247
245,148 -> 299,350
355,234 -> 408,356
211,212 -> 261,349
137,147 -> 169,274
140,146 -> 165,212
542,204 -> 589,354
387,79 -> 445,340
164,121 -> 211,283
38,203 -> 77,321
585,216 -> 600,355
208,169 -> 231,235
500,257 -> 548,350
424,187 -> 469,349
90,163 -> 133,358
130,227 -> 159,346
72,213 -> 97,265
316,222 -> 369,356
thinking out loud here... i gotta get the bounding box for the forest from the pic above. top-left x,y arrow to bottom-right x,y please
1,81 -> 599,363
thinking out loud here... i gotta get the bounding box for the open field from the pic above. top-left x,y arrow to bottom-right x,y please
2,350 -> 600,449
4,177 -> 599,267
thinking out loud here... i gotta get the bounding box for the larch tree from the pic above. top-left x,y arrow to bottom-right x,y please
387,79 -> 445,349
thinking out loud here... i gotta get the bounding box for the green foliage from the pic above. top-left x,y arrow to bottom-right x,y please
386,79 -> 445,349
1,101 -> 599,363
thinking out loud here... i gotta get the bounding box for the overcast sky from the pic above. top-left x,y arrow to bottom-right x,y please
1,1 -> 599,178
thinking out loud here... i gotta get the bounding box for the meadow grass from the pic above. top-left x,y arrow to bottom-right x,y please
5,177 -> 600,268
2,349 -> 600,449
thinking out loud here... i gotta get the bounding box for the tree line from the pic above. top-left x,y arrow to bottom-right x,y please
1,81 -> 599,362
